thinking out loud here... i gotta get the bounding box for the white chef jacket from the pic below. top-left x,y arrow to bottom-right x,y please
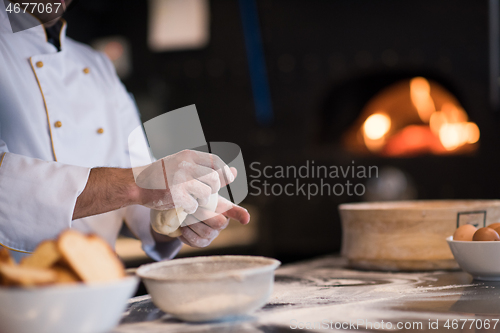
0,6 -> 182,260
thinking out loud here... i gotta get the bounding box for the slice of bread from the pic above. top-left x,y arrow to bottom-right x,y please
20,240 -> 60,269
0,248 -> 14,285
0,263 -> 57,286
57,230 -> 125,283
52,264 -> 81,284
0,248 -> 13,266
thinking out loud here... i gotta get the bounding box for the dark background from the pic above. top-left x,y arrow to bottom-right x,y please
65,0 -> 500,263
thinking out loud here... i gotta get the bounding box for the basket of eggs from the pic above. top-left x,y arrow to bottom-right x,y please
448,223 -> 500,281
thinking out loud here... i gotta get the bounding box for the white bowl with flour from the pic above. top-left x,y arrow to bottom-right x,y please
137,255 -> 281,322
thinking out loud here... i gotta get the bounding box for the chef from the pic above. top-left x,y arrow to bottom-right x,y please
0,1 -> 250,261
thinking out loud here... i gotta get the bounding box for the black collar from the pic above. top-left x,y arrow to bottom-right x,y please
45,20 -> 64,51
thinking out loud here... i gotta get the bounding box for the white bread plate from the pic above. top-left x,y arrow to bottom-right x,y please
137,255 -> 281,322
447,236 -> 500,281
0,276 -> 138,333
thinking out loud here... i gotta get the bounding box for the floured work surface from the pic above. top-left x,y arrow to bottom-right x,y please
114,256 -> 500,332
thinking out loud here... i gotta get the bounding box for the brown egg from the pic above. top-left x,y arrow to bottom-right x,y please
473,227 -> 500,241
494,226 -> 500,236
487,222 -> 500,230
453,224 -> 477,241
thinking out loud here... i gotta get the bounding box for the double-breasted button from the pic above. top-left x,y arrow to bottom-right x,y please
83,67 -> 90,74
36,61 -> 44,68
54,121 -> 62,128
97,128 -> 104,134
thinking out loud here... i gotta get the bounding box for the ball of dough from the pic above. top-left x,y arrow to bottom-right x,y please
151,193 -> 219,237
151,207 -> 188,237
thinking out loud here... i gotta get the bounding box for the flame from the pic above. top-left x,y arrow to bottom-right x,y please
410,77 -> 435,122
439,124 -> 464,151
348,77 -> 480,156
441,102 -> 467,123
384,125 -> 445,156
465,122 -> 480,144
363,112 -> 391,152
429,102 -> 477,150
429,111 -> 447,135
438,122 -> 480,151
429,105 -> 468,135
363,113 -> 391,140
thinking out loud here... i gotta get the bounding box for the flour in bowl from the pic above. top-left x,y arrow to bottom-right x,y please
173,294 -> 257,318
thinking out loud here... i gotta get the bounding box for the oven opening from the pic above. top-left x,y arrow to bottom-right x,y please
327,77 -> 480,157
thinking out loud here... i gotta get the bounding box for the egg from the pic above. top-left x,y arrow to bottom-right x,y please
473,227 -> 500,241
453,224 -> 477,241
494,226 -> 500,235
487,222 -> 500,230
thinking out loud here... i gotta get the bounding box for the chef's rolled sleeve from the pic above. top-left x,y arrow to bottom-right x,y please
0,152 -> 90,252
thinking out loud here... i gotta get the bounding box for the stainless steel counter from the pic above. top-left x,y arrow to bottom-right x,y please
113,256 -> 500,332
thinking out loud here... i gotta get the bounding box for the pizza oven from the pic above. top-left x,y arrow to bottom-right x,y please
64,0 -> 500,261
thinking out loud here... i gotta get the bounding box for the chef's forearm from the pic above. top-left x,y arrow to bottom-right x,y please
72,167 -> 141,220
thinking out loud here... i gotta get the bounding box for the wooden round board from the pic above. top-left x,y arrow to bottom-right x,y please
339,200 -> 500,271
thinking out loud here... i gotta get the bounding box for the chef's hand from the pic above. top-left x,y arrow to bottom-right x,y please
72,150 -> 242,223
135,150 -> 235,213
178,196 -> 250,248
